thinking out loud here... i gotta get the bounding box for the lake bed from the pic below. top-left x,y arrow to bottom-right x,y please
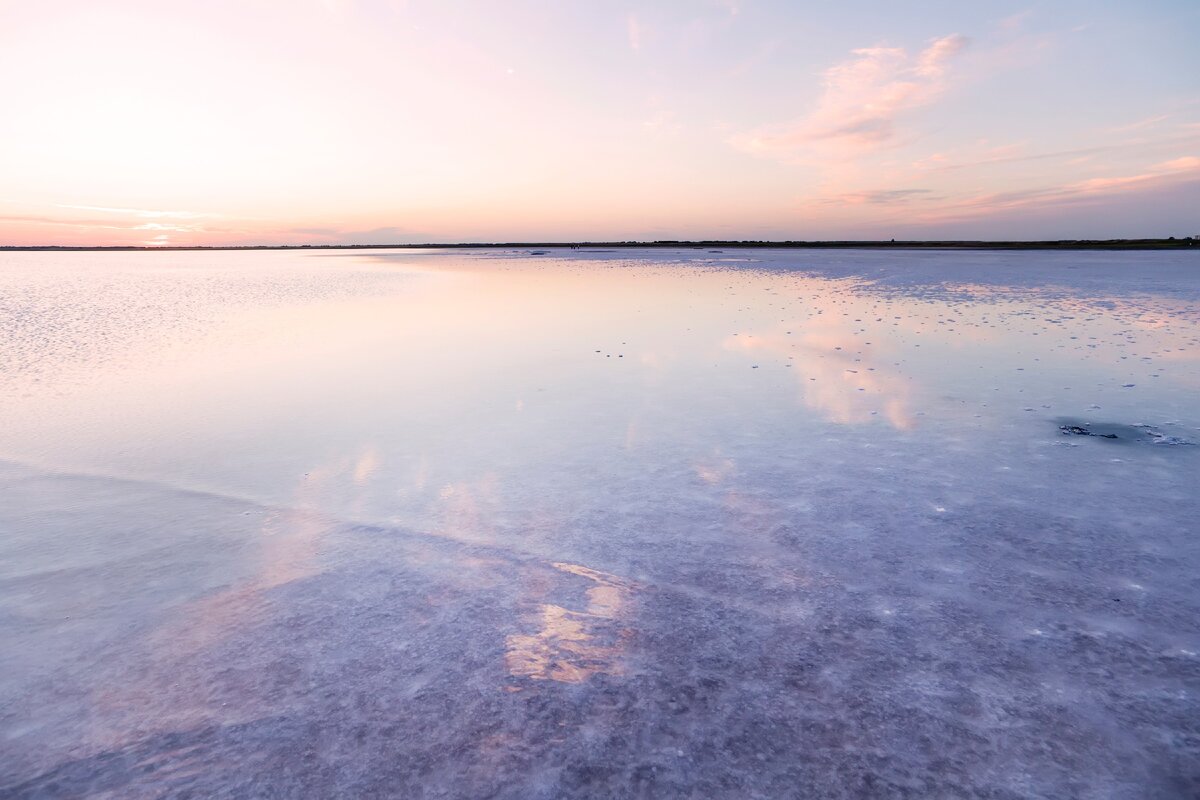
2,247 -> 1198,798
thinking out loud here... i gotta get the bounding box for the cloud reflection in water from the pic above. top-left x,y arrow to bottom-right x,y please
506,563 -> 636,684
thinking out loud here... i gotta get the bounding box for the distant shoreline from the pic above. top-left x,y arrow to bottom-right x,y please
1,238 -> 1196,252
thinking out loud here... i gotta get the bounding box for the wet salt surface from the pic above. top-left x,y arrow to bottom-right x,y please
1,248 -> 1198,798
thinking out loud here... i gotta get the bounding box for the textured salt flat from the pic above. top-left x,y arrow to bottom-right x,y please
1,248 -> 1198,798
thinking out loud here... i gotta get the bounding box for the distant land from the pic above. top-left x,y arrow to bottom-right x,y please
1,238 -> 1197,252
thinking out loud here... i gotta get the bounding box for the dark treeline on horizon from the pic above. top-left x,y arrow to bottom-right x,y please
1,238 -> 1197,252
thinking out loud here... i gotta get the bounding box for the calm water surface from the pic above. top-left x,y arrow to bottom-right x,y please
2,248 -> 1198,797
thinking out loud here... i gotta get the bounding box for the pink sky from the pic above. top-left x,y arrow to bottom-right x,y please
1,0 -> 1198,245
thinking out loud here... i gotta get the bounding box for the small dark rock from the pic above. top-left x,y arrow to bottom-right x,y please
1060,425 -> 1118,439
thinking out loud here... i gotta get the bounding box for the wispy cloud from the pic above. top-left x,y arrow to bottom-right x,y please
626,14 -> 643,52
290,226 -> 341,236
1110,114 -> 1171,133
824,189 -> 932,205
54,204 -> 214,220
912,131 -> 1200,174
912,155 -> 1200,223
133,222 -> 195,232
1153,156 -> 1200,172
731,33 -> 969,162
790,152 -> 1200,234
0,214 -> 130,231
995,10 -> 1033,33
0,210 -> 240,240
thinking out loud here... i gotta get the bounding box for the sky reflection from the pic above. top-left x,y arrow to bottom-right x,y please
3,248 -> 1199,796
2,247 -> 1198,520
505,563 -> 637,685
723,314 -> 917,430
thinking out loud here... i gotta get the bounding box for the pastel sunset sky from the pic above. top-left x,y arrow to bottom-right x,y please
2,0 -> 1198,246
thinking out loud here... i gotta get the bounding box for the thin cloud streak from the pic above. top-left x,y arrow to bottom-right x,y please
55,205 -> 216,219
823,189 -> 933,205
909,156 -> 1200,224
1110,114 -> 1171,133
917,132 -> 1200,174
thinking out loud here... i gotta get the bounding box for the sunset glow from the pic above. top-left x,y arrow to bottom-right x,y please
2,0 -> 1198,245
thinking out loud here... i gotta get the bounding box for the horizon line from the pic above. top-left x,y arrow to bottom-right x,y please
1,237 -> 1198,252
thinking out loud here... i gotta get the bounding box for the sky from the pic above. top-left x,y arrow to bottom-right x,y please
1,0 -> 1198,246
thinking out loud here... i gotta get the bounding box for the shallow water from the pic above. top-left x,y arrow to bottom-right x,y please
2,247 -> 1198,798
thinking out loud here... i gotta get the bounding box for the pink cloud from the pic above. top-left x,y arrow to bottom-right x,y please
731,33 -> 968,162
54,204 -> 214,220
782,151 -> 1200,236
910,155 -> 1200,223
709,0 -> 742,16
907,131 -> 1200,175
627,14 -> 643,52
824,189 -> 933,205
1110,114 -> 1171,133
1154,156 -> 1200,172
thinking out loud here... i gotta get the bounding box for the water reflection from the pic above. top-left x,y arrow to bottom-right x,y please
3,249 -> 1200,796
100,447 -> 378,729
435,473 -> 504,546
506,562 -> 636,684
724,316 -> 917,430
694,452 -> 736,485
